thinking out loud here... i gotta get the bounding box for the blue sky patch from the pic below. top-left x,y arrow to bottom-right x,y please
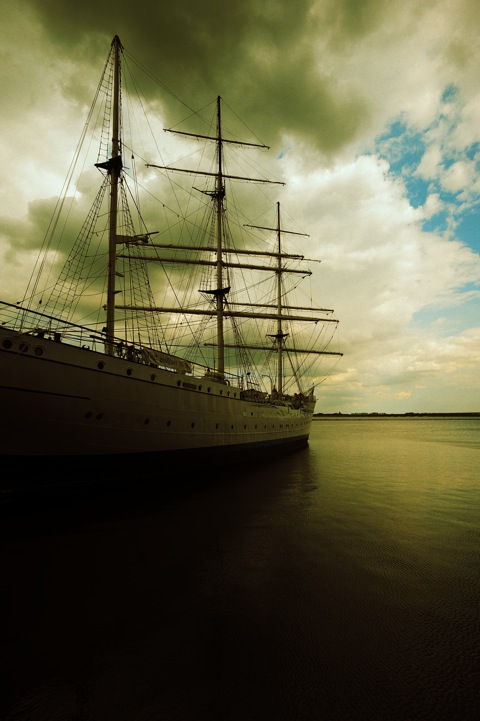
455,209 -> 480,252
375,92 -> 480,258
411,296 -> 480,337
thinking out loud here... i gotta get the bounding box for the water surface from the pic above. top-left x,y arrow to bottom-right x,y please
2,418 -> 479,720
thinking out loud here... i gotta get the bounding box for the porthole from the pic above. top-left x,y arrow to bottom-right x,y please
144,418 -> 150,425
126,368 -> 133,376
208,387 -> 211,393
166,420 -> 171,426
220,390 -> 223,395
191,422 -> 195,428
2,338 -> 13,349
177,380 -> 181,387
97,361 -> 105,369
84,412 -> 92,419
150,373 -> 156,381
96,413 -> 103,420
34,346 -> 44,357
19,342 -> 29,353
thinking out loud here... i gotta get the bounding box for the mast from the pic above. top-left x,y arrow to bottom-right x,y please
105,35 -> 122,355
147,97 -> 283,377
275,202 -> 287,394
248,202 -> 309,395
215,96 -> 226,377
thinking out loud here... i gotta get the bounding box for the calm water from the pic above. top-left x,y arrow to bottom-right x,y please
2,418 -> 479,720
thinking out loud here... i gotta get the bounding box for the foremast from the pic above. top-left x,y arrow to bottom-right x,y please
102,35 -> 123,356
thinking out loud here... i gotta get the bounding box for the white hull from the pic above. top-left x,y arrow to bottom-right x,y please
0,327 -> 312,459
0,38 -> 343,497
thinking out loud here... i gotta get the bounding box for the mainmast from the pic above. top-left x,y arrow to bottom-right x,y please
215,96 -> 226,377
147,96 -> 283,379
105,35 -> 123,355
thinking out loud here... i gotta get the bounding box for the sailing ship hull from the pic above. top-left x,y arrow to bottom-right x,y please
0,39 -> 343,495
0,327 -> 312,464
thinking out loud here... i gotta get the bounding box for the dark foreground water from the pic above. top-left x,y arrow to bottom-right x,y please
2,418 -> 479,720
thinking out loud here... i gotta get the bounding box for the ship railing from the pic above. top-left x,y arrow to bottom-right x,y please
267,391 -> 317,410
0,300 -> 243,385
0,301 -> 113,351
240,388 -> 269,403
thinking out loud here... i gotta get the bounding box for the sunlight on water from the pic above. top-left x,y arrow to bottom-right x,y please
307,419 -> 479,593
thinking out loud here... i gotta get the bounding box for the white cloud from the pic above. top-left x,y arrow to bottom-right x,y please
0,6 -> 98,222
421,193 -> 443,218
416,147 -> 443,181
278,145 -> 480,412
442,160 -> 476,193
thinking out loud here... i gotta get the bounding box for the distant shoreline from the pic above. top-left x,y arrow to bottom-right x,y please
314,412 -> 480,418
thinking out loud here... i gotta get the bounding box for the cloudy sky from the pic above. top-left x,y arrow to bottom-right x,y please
1,0 -> 479,413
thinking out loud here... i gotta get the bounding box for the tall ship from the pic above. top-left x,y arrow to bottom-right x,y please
0,36 -> 342,478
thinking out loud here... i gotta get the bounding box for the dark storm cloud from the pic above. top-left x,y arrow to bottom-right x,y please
27,0 -> 373,153
0,198 -> 57,256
